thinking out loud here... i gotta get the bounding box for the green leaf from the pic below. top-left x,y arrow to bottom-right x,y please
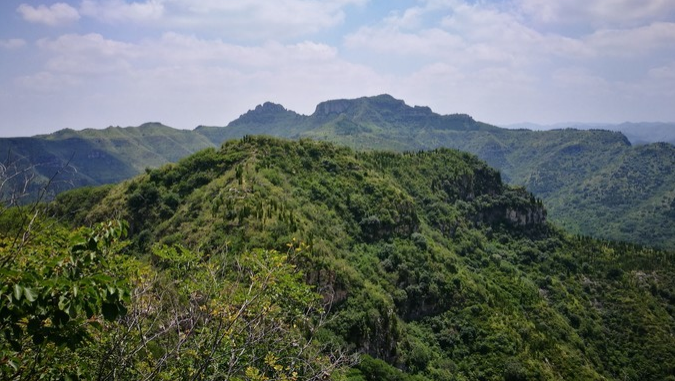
13,284 -> 22,301
7,359 -> 18,372
23,287 -> 36,302
82,306 -> 93,320
92,274 -> 113,283
58,295 -> 69,311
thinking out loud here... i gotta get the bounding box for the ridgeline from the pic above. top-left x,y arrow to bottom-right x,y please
32,136 -> 674,380
2,95 -> 675,249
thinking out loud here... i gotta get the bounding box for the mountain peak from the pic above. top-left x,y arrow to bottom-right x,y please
228,101 -> 298,127
254,101 -> 287,114
138,122 -> 170,129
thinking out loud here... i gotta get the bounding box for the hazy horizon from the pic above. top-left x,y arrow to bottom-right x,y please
2,95 -> 675,139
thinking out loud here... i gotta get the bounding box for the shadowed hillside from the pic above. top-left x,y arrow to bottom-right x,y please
0,123 -> 214,202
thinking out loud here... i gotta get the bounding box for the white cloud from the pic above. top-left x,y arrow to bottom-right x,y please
345,27 -> 464,58
32,32 -> 341,78
345,1 -> 546,69
36,33 -> 136,75
517,0 -> 675,28
170,0 -> 364,19
347,1 -> 675,67
0,39 -> 26,49
37,33 -> 135,55
163,0 -> 365,40
584,22 -> 675,58
16,31 -> 382,126
79,0 -> 164,23
150,33 -> 338,69
649,62 -> 675,80
75,0 -> 364,40
552,67 -> 611,90
4,0 -> 675,134
16,71 -> 82,92
390,60 -> 538,122
341,0 -> 675,124
16,3 -> 80,26
410,63 -> 464,82
382,5 -> 428,29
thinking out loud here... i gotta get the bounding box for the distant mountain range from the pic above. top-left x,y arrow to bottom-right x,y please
0,123 -> 214,201
504,121 -> 675,146
2,94 -> 674,249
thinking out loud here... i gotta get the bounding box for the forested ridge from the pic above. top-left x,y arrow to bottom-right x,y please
2,136 -> 673,380
2,95 -> 675,249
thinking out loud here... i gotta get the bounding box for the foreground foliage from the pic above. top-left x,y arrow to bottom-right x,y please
1,208 -> 352,380
0,215 -> 129,379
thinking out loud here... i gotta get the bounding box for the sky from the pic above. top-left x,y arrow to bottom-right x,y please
1,0 -> 675,137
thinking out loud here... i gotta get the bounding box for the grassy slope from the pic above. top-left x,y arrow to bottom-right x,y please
61,136 -> 675,381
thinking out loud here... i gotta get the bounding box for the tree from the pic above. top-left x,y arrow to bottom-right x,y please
0,219 -> 131,380
88,241 -> 356,380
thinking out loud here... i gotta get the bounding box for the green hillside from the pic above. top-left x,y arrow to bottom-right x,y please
202,95 -> 675,250
2,95 -> 675,249
506,122 -> 675,146
24,136 -> 672,381
0,123 -> 215,203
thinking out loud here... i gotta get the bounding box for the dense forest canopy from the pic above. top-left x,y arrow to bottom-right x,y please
2,136 -> 673,380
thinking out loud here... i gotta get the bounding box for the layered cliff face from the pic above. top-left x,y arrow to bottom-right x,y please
506,206 -> 546,226
314,98 -> 354,116
311,95 -> 477,130
313,94 -> 410,116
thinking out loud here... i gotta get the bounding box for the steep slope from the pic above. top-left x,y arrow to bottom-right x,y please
557,142 -> 675,243
204,95 -> 675,249
195,102 -> 309,144
0,123 -> 214,202
60,137 -> 675,381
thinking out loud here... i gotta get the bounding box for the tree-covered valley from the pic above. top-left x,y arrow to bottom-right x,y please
2,136 -> 674,380
2,95 -> 674,249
